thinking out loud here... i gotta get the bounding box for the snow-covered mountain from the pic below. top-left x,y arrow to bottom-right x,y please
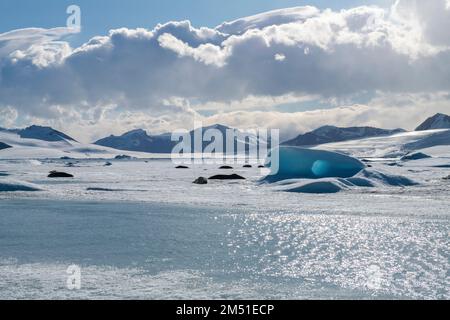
94,124 -> 267,154
315,129 -> 450,159
415,113 -> 450,131
283,126 -> 405,147
0,127 -> 150,160
94,129 -> 175,153
0,125 -> 76,142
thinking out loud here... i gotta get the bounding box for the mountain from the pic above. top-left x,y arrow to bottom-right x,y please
94,129 -> 175,153
0,125 -> 76,142
17,125 -> 76,142
94,124 -> 266,154
283,126 -> 405,147
415,113 -> 450,131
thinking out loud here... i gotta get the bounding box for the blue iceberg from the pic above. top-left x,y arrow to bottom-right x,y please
263,146 -> 365,183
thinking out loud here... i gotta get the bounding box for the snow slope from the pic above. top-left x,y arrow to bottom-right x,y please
314,129 -> 450,159
283,125 -> 404,147
0,130 -> 155,160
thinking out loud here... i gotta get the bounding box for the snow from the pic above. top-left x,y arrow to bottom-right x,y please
269,169 -> 417,194
315,129 -> 450,159
263,146 -> 365,183
0,130 -> 157,160
0,126 -> 449,299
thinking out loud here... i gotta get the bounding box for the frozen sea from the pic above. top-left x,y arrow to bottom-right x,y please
0,158 -> 449,299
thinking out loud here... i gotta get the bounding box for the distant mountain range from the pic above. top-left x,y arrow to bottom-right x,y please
415,113 -> 450,131
1,113 -> 448,154
0,125 -> 76,142
282,126 -> 405,147
94,124 -> 266,154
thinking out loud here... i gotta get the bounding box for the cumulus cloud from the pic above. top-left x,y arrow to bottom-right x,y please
0,0 -> 449,142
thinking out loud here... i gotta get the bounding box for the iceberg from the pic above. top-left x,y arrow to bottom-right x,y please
263,146 -> 365,183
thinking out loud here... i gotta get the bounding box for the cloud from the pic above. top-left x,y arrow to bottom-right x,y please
0,0 -> 449,142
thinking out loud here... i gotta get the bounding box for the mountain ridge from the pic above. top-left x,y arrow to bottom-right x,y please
415,113 -> 450,131
282,125 -> 405,147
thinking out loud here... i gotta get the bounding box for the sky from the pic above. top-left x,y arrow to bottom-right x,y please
0,0 -> 449,142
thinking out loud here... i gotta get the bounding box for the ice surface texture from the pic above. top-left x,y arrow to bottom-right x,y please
263,146 -> 365,183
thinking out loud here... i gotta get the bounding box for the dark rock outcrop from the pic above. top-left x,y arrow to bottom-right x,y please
48,171 -> 74,178
115,155 -> 133,160
193,177 -> 208,184
209,174 -> 245,180
0,142 -> 12,150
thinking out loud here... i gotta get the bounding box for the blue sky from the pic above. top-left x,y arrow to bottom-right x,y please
1,0 -> 391,45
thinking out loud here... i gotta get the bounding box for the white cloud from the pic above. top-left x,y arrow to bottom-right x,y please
274,53 -> 286,61
0,106 -> 18,128
0,1 -> 449,141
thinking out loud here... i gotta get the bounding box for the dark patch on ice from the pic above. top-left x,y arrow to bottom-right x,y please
433,164 -> 450,168
243,164 -> 252,168
86,187 -> 147,192
219,165 -> 233,169
386,162 -> 402,167
175,165 -> 189,169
